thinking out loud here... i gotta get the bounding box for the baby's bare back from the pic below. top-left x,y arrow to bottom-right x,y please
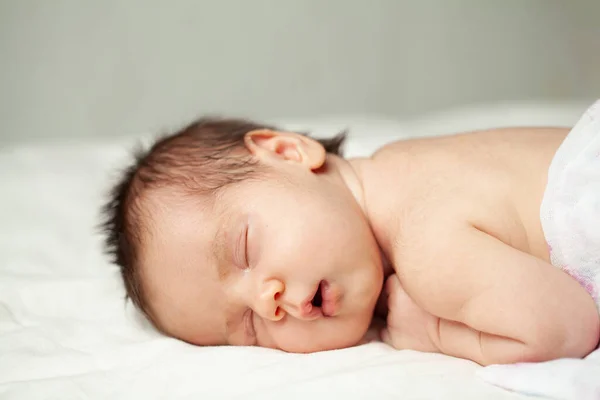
364,126 -> 569,264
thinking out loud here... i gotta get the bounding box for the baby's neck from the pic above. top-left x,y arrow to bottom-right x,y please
327,155 -> 393,272
327,155 -> 395,318
325,154 -> 370,213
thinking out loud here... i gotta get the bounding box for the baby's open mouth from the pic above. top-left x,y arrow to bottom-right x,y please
311,281 -> 324,308
305,280 -> 338,318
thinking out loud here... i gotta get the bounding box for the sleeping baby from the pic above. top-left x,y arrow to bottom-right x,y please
101,100 -> 600,366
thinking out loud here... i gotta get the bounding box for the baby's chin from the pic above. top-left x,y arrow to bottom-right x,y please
308,314 -> 375,353
339,309 -> 378,347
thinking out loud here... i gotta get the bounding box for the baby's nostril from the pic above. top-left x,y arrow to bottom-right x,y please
311,283 -> 323,308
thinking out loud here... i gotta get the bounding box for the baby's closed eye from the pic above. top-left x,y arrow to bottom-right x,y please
243,308 -> 256,340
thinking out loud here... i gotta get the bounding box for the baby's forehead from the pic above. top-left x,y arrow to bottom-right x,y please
139,186 -> 220,228
140,191 -> 222,286
140,188 -> 214,242
138,180 -> 262,279
145,257 -> 228,345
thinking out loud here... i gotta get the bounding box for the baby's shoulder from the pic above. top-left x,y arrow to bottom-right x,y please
372,126 -> 566,162
368,133 -> 494,214
365,156 -> 475,260
366,131 -> 530,265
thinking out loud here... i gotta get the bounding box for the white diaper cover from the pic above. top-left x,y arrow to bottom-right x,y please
540,100 -> 600,311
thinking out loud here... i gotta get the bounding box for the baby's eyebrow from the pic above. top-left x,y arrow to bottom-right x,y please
212,223 -> 231,282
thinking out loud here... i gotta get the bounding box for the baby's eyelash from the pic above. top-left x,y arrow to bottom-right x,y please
244,224 -> 250,267
234,224 -> 249,270
244,309 -> 256,339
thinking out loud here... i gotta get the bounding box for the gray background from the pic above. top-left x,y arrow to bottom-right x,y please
1,0 -> 599,144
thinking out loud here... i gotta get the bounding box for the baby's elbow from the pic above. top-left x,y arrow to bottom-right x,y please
526,309 -> 600,363
562,310 -> 600,358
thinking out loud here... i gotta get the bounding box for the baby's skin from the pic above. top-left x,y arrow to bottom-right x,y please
140,126 -> 600,365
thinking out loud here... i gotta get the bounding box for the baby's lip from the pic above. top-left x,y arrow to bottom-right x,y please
298,280 -> 341,319
298,283 -> 324,320
321,281 -> 341,317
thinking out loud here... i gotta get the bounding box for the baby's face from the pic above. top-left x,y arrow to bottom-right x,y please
141,152 -> 384,353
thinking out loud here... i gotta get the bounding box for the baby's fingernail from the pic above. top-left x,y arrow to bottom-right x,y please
380,328 -> 389,343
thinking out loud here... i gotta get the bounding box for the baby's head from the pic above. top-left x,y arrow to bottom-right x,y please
101,117 -> 384,353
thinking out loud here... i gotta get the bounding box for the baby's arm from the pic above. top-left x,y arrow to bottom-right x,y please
395,225 -> 600,366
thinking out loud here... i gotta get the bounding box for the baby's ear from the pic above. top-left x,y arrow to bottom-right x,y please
244,129 -> 325,170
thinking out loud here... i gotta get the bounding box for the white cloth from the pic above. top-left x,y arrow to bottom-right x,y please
541,99 -> 600,309
478,353 -> 600,400
479,100 -> 600,400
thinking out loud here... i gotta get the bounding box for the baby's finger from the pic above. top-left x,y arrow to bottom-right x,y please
380,327 -> 393,347
385,273 -> 401,295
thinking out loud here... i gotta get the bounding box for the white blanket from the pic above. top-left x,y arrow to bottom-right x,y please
478,351 -> 600,400
0,104 -> 593,400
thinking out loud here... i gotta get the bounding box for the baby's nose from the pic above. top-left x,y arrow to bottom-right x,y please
256,279 -> 285,321
256,280 -> 319,321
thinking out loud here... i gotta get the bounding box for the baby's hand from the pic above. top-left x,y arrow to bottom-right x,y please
380,274 -> 440,353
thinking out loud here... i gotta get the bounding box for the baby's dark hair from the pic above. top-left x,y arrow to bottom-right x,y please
100,116 -> 346,325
